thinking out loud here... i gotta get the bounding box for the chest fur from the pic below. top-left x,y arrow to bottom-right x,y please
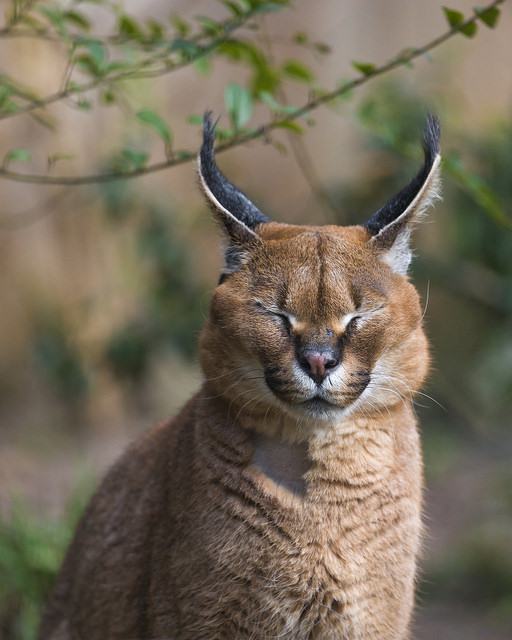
172,409 -> 422,639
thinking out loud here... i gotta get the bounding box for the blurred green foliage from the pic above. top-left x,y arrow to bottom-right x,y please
430,525 -> 512,615
101,183 -> 206,381
0,1 -> 504,182
0,0 -> 324,178
103,213 -> 204,383
0,480 -> 95,640
33,323 -> 89,404
422,465 -> 512,628
34,179 -> 206,400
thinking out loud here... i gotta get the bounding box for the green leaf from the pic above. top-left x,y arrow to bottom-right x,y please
193,56 -> 212,76
281,60 -> 315,83
195,16 -> 223,37
220,1 -> 244,17
37,5 -> 67,35
136,109 -> 173,147
187,114 -> 204,126
4,149 -> 31,165
47,152 -> 74,167
0,100 -> 20,114
170,39 -> 200,56
64,10 -> 91,31
20,14 -> 46,31
75,39 -> 107,75
351,61 -> 376,75
250,3 -> 287,15
75,54 -> 102,76
224,83 -> 253,129
442,7 -> 464,27
77,99 -> 91,110
118,14 -> 145,40
213,126 -> 237,141
460,21 -> 478,37
475,6 -> 501,28
122,149 -> 149,170
279,105 -> 304,116
259,90 -> 281,112
81,40 -> 106,63
146,18 -> 164,41
100,88 -> 117,105
169,14 -> 191,36
273,120 -> 304,134
0,86 -> 12,109
105,61 -> 130,74
313,41 -> 331,55
251,64 -> 281,96
293,32 -> 309,45
173,150 -> 194,161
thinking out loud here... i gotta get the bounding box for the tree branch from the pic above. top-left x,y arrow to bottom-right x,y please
0,8 -> 260,121
0,0 -> 506,186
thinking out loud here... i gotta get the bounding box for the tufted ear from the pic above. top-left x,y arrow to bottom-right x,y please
363,114 -> 441,275
198,112 -> 270,277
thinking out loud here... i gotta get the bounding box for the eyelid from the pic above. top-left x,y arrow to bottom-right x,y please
254,299 -> 296,326
367,302 -> 386,315
343,303 -> 386,329
254,299 -> 277,314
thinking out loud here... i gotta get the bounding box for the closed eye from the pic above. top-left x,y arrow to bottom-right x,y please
277,313 -> 292,335
254,299 -> 295,334
342,303 -> 386,332
345,316 -> 358,333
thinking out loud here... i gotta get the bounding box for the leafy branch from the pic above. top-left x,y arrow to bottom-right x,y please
0,1 -> 275,121
0,0 -> 507,187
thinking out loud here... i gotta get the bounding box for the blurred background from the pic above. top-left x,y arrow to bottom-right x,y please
0,0 -> 511,638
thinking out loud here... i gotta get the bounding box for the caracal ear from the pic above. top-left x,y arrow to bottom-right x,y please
363,114 -> 441,275
198,112 -> 270,277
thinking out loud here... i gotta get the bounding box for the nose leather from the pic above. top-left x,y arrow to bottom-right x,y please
307,353 -> 329,380
299,349 -> 339,383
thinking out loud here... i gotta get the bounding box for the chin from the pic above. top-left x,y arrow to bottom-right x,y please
277,395 -> 348,423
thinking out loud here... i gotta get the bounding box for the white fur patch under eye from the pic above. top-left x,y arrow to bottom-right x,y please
340,305 -> 385,331
340,312 -> 358,331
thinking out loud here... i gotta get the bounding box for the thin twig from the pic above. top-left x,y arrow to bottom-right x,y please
0,9 -> 259,121
1,0 -> 38,33
259,15 -> 340,222
0,0 -> 506,186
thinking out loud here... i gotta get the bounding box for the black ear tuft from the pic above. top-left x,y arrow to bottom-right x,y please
363,113 -> 441,236
198,112 -> 270,233
362,114 -> 441,275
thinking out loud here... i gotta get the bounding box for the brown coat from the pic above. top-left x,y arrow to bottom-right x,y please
38,113 -> 441,640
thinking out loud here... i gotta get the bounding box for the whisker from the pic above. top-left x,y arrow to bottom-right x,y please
421,279 -> 430,321
202,364 -> 259,383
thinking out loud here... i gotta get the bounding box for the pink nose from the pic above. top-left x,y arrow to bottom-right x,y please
300,351 -> 339,383
307,353 -> 328,379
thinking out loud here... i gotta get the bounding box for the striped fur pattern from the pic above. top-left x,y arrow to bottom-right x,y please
39,115 -> 441,640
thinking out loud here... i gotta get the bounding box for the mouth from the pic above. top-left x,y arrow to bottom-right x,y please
264,374 -> 346,419
299,395 -> 345,418
302,395 -> 336,409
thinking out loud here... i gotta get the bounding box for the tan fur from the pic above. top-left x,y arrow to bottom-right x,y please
39,139 -> 439,639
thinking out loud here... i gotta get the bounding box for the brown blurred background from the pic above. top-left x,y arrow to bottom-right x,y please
1,1 -> 511,638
